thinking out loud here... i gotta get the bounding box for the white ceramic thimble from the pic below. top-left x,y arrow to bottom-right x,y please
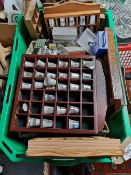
34,82 -> 44,89
70,72 -> 80,79
71,60 -> 80,67
48,62 -> 57,67
49,18 -> 55,27
83,60 -> 95,69
47,72 -> 56,79
58,83 -> 67,90
35,71 -> 44,78
69,119 -> 79,129
69,106 -> 80,114
70,83 -> 80,90
44,77 -> 56,87
69,17 -> 75,26
82,73 -> 92,80
44,106 -> 54,114
57,106 -> 67,114
22,82 -> 31,89
59,60 -> 68,67
44,94 -> 55,101
43,119 -> 53,128
23,71 -> 33,77
28,118 -> 40,127
25,61 -> 34,67
60,17 -> 66,27
22,103 -> 28,112
59,72 -> 68,78
36,59 -> 45,67
82,84 -> 91,91
79,16 -> 85,26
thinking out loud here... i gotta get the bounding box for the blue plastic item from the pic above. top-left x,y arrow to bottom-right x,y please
91,31 -> 108,57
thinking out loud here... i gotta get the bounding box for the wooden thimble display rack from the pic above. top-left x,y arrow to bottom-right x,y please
10,54 -> 100,134
44,2 -> 101,37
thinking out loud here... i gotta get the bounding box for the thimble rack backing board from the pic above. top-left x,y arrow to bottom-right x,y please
24,0 -> 42,39
10,54 -> 99,134
44,2 -> 101,37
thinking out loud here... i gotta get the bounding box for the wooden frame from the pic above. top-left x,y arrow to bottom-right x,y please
44,2 -> 101,37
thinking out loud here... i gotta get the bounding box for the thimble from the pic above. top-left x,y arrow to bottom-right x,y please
44,106 -> 54,114
70,72 -> 80,79
43,119 -> 53,128
79,16 -> 85,26
48,62 -> 57,67
22,103 -> 28,112
22,82 -> 31,89
34,81 -> 43,89
59,60 -> 68,67
23,71 -> 33,77
46,86 -> 55,89
44,94 -> 55,101
82,84 -> 91,91
47,72 -> 56,79
49,43 -> 56,50
82,73 -> 92,80
69,106 -> 80,114
35,71 -> 44,78
57,106 -> 67,114
25,61 -> 34,67
28,118 -> 40,127
59,72 -> 68,78
71,60 -> 80,67
70,83 -> 80,90
60,17 -> 66,27
36,59 -> 45,67
69,17 -> 75,26
78,26 -> 85,35
49,18 -> 55,27
83,60 -> 95,69
69,119 -> 79,129
58,83 -> 67,90
90,15 -> 96,25
44,77 -> 56,87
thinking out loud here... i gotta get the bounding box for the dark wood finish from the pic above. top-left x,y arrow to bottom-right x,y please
26,137 -> 123,157
9,54 -> 107,134
96,60 -> 107,132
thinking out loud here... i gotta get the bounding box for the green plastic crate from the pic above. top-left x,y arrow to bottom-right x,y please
0,10 -> 130,165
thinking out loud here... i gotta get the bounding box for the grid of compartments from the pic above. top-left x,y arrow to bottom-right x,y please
10,55 -> 98,134
45,15 -> 100,36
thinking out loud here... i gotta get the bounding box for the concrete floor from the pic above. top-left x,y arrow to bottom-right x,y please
0,152 -> 43,175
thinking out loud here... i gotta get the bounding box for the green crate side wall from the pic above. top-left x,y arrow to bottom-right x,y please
104,11 -> 131,140
0,14 -> 31,161
0,10 -> 130,164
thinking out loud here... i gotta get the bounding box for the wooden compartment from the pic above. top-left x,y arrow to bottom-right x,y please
10,54 -> 106,134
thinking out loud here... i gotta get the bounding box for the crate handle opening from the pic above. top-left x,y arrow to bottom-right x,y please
2,141 -> 13,154
6,85 -> 11,104
15,37 -> 18,51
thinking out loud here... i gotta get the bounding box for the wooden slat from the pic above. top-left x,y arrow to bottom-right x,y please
44,2 -> 100,14
26,137 -> 123,157
105,28 -> 124,102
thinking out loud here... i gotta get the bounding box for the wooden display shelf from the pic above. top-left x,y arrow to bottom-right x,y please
10,54 -> 107,134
